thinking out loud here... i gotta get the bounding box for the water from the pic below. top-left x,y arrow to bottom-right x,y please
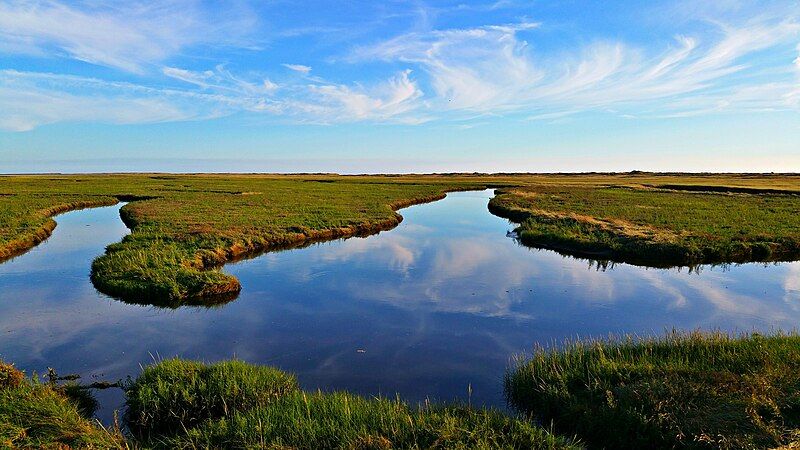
1,189 -> 798,422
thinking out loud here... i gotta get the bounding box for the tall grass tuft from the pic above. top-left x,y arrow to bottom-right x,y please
128,359 -> 578,449
0,361 -> 125,449
505,332 -> 800,449
124,358 -> 299,438
156,391 -> 578,449
0,362 -> 23,390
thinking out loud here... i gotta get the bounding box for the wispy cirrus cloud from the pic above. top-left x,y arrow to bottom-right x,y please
0,69 -> 236,131
305,70 -> 424,123
0,66 -> 425,131
795,43 -> 800,69
352,22 -> 543,111
282,64 -> 313,74
161,65 -> 424,123
162,65 -> 279,94
352,14 -> 800,119
0,0 -> 798,132
0,0 -> 255,73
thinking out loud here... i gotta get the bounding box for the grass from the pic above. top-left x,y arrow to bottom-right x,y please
125,358 -> 299,438
505,332 -> 800,449
162,391 -> 574,450
2,173 -> 800,305
489,184 -> 800,266
0,174 -> 498,305
90,181 -> 459,305
126,358 -> 576,449
5,333 -> 800,448
0,361 -> 126,449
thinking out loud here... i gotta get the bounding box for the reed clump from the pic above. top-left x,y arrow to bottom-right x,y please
505,332 -> 800,449
125,358 -> 299,438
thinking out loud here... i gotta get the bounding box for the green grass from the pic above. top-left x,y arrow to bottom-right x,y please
161,391 -> 575,450
505,332 -> 800,449
0,361 -> 125,449
3,173 -> 800,305
89,180 -> 460,305
126,359 -> 576,449
489,185 -> 800,266
0,174 -> 497,305
6,333 -> 800,448
125,358 -> 299,438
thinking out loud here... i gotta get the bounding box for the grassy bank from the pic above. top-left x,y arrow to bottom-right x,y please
126,359 -> 576,449
0,361 -> 125,449
3,173 -> 800,305
489,184 -> 800,267
1,174 -> 499,306
163,392 -> 573,449
89,183 -> 459,306
505,332 -> 800,449
5,333 -> 800,448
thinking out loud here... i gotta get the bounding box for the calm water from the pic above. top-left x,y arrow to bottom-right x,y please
1,189 -> 799,422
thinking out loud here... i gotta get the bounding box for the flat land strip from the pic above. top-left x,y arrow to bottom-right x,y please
2,173 -> 800,304
489,178 -> 800,266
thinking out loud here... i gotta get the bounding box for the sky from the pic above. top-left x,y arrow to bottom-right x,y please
0,0 -> 799,173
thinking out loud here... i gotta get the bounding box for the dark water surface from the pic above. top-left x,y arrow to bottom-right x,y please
1,190 -> 798,422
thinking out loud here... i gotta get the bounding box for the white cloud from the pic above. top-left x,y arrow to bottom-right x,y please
352,17 -> 800,118
0,70 -> 233,131
163,65 -> 279,95
161,65 -> 423,123
354,22 -> 543,111
0,0 -> 254,73
1,2 -> 797,130
0,67 -> 424,131
306,70 -> 423,122
283,64 -> 312,74
783,263 -> 800,305
795,43 -> 800,69
162,67 -> 216,88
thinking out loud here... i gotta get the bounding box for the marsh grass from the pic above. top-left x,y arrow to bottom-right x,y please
505,332 -> 800,449
161,391 -> 577,450
490,185 -> 800,266
90,186 -> 462,305
0,362 -> 23,390
0,361 -> 125,449
5,332 -> 800,448
0,175 -> 494,305
125,358 -> 299,438
127,359 -> 577,449
2,173 -> 799,305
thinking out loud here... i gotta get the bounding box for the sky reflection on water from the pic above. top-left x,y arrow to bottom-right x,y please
0,190 -> 798,422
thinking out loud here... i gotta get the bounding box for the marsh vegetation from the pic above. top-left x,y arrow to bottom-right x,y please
4,332 -> 800,449
1,174 -> 496,304
490,184 -> 800,266
1,358 -> 576,449
2,173 -> 799,305
2,173 -> 800,448
505,332 -> 800,449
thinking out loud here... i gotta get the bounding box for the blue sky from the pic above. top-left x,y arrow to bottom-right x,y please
0,0 -> 799,173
